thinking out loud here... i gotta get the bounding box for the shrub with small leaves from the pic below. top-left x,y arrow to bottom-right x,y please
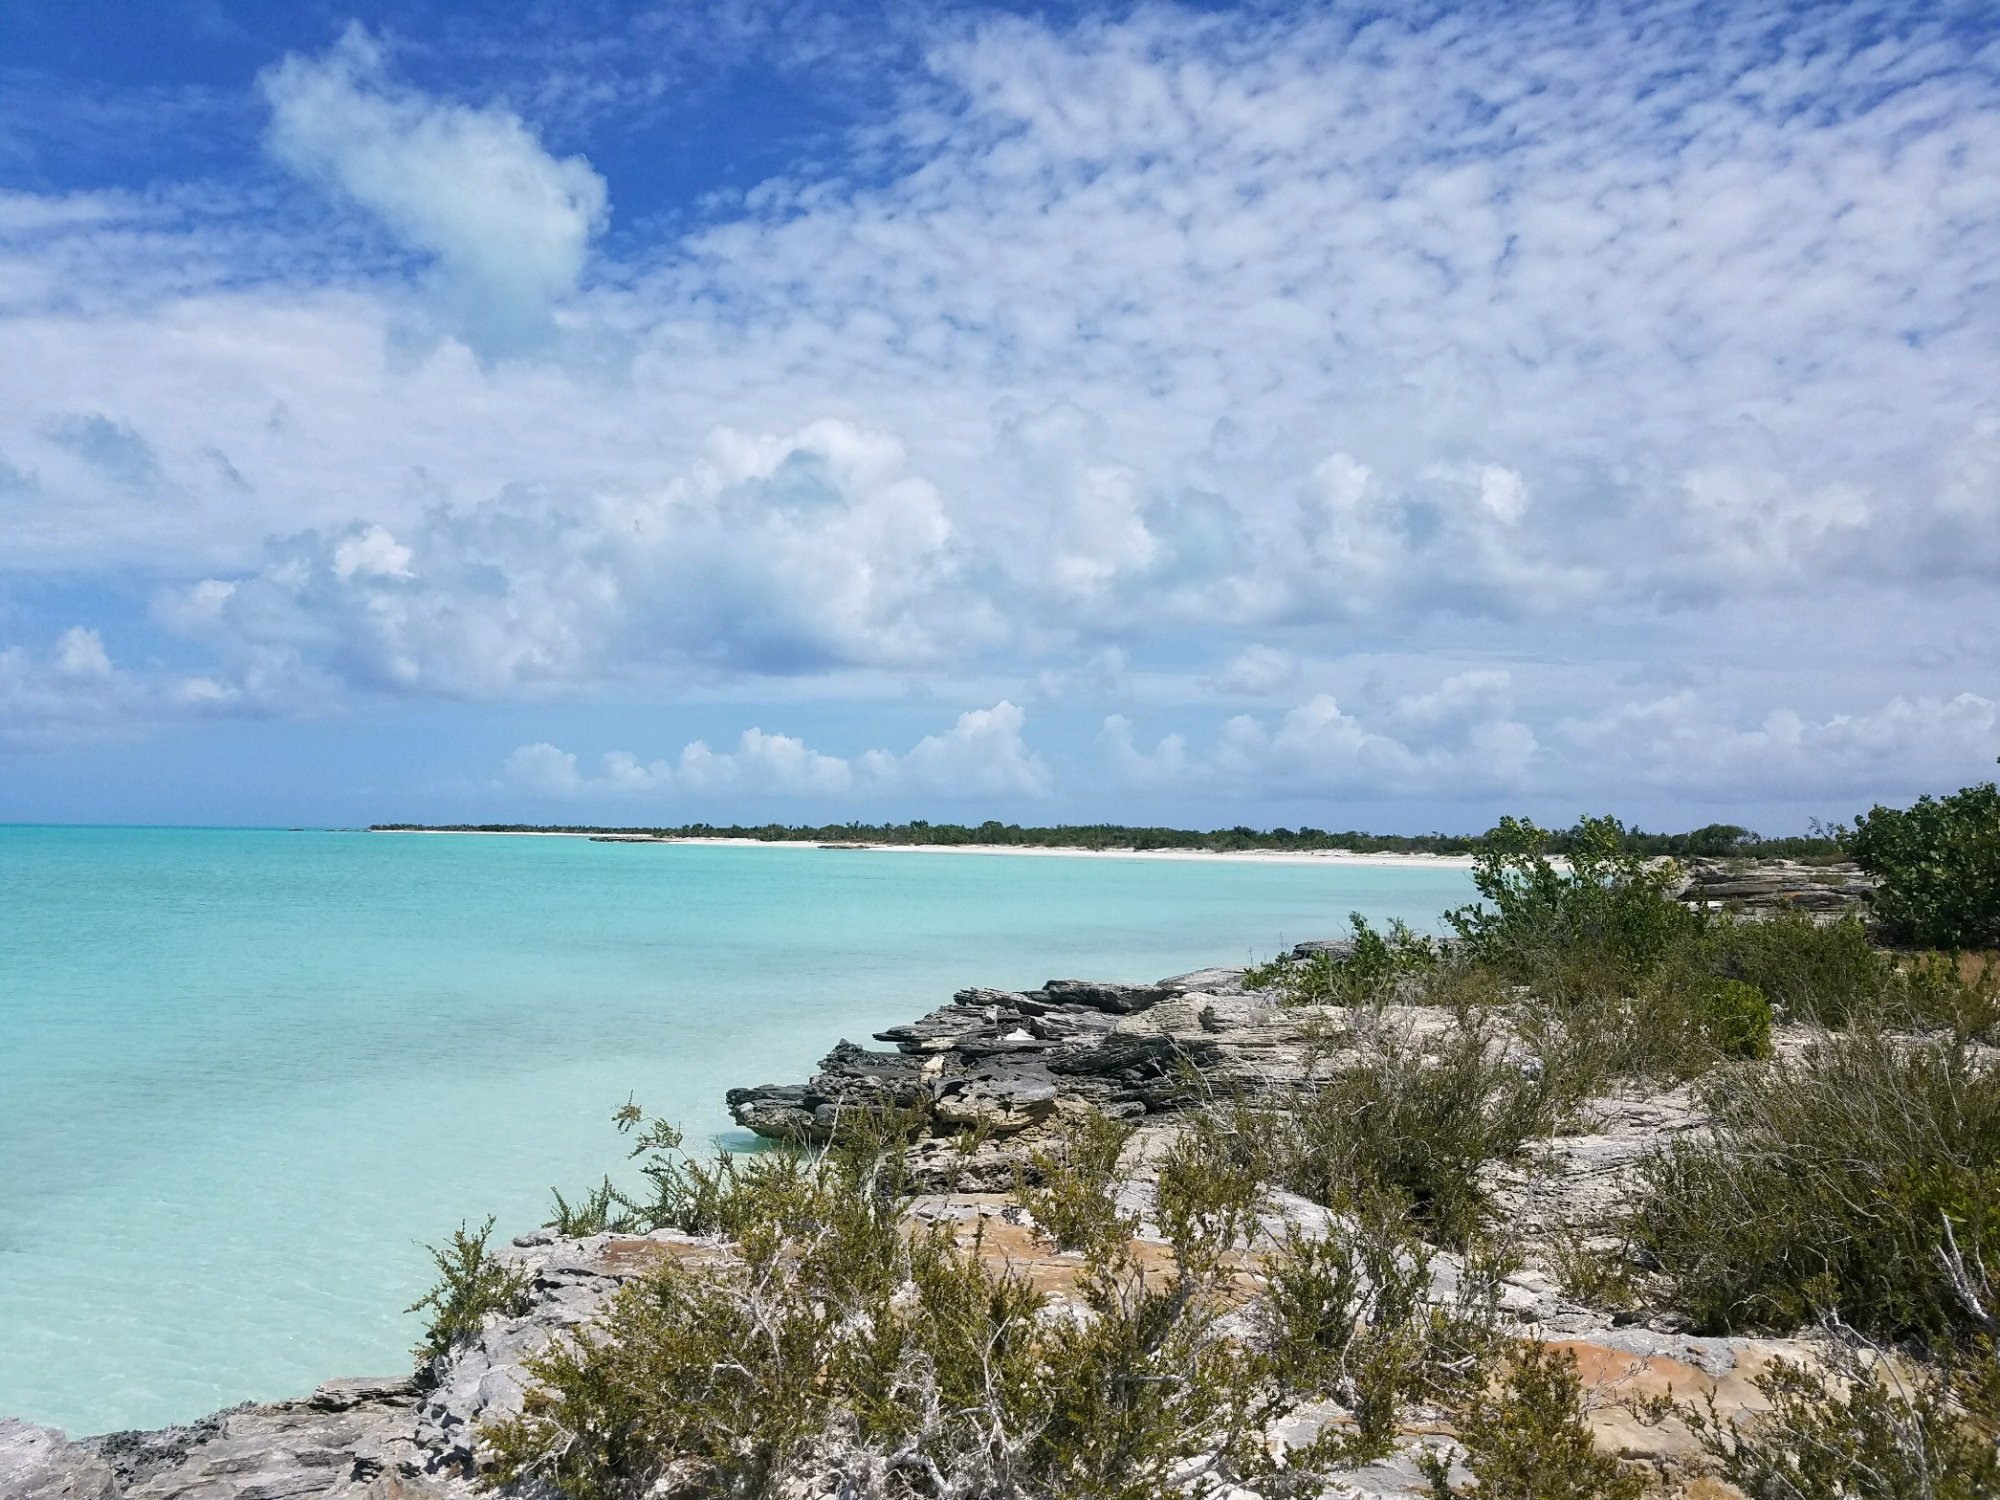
1274,1020 -> 1557,1249
1448,815 -> 1703,1002
1632,1031 -> 2000,1344
1261,1202 -> 1505,1467
1699,978 -> 1774,1060
545,1175 -> 636,1237
1250,913 -> 1441,1009
1015,1107 -> 1139,1254
1421,1342 -> 1648,1500
1676,1334 -> 2000,1500
406,1216 -> 533,1369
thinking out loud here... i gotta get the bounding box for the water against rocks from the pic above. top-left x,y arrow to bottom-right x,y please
0,826 -> 1473,1434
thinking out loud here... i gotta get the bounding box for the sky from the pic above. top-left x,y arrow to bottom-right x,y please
1,0 -> 1996,832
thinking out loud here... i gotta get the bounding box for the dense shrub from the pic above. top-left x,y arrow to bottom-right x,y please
1706,910 -> 1890,1025
1422,1343 -> 1648,1500
1631,1032 -> 2000,1343
406,1217 -> 534,1368
1697,979 -> 1775,1060
1015,1108 -> 1138,1253
1447,815 -> 1704,1001
546,1175 -> 635,1237
1676,1336 -> 2000,1500
489,1114 -> 1479,1499
1246,912 -> 1441,1009
1849,779 -> 2000,951
1273,1020 -> 1558,1249
1261,1205 -> 1506,1468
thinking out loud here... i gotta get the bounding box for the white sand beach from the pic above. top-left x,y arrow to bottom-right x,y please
372,828 -> 1478,869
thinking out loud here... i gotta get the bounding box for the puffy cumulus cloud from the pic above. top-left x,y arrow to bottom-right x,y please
885,700 -> 1051,798
1098,714 -> 1189,788
53,626 -> 112,680
500,701 -> 1049,800
261,25 -> 607,353
1106,673 -> 1541,798
148,419 -> 968,702
1207,644 -> 1297,697
1556,692 -> 2000,795
0,627 -> 235,748
1105,680 -> 2000,807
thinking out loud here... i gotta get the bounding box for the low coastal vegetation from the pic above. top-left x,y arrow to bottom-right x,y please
402,778 -> 2000,1498
370,815 -> 1847,860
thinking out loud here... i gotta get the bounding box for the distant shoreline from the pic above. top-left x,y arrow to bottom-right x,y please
367,828 -> 1481,869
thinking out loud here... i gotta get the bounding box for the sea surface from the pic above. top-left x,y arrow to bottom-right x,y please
0,826 -> 1475,1434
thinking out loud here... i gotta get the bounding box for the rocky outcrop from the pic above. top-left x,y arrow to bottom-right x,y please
0,1419 -> 119,1500
1676,857 -> 1874,916
724,971 -> 1272,1150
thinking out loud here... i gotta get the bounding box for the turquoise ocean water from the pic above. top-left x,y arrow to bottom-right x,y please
0,826 -> 1474,1434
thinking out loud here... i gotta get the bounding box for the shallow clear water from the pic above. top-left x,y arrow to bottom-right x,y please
0,826 -> 1474,1434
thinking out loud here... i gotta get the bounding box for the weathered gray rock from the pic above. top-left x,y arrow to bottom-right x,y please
71,1376 -> 441,1500
931,1075 -> 1060,1133
0,1419 -> 120,1500
1677,858 -> 1874,916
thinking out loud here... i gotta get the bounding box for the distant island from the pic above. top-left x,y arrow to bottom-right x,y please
369,817 -> 1845,861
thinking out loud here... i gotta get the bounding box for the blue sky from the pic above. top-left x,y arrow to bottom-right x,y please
2,0 -> 1997,830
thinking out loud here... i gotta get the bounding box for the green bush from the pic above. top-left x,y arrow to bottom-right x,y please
1849,778 -> 2000,951
1248,913 -> 1441,1009
1422,1342 -> 1648,1499
1274,1021 -> 1558,1249
545,1175 -> 636,1237
1677,1337 -> 2000,1500
1706,909 -> 1890,1026
1262,1204 -> 1506,1467
1699,979 -> 1774,1060
1631,1031 -> 2000,1343
1443,816 -> 1707,1017
484,1109 -> 1468,1499
1698,911 -> 1991,1036
406,1216 -> 534,1368
1015,1108 -> 1138,1254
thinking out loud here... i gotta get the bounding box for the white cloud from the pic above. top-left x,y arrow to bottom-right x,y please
330,524 -> 414,581
1557,691 -> 2000,794
0,627 -> 230,747
53,626 -> 112,679
1103,680 -> 1998,807
261,25 -> 608,353
1099,714 -> 1189,787
891,700 -> 1051,798
0,2 -> 1996,822
1106,673 -> 1541,798
502,741 -> 581,794
149,418 -> 968,703
1207,644 -> 1298,697
499,701 -> 1049,800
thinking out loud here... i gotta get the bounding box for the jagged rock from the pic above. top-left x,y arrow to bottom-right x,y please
1677,858 -> 1874,917
1158,966 -> 1251,995
85,1376 -> 438,1500
1292,938 -> 1359,960
0,1419 -> 120,1500
1034,978 -> 1175,1013
931,1075 -> 1060,1133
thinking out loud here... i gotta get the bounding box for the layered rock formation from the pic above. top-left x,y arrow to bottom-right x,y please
1675,857 -> 1874,916
725,965 -> 1312,1168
